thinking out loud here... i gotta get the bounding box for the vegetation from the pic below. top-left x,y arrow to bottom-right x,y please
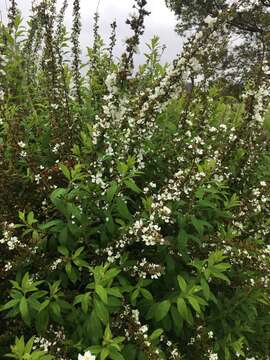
165,0 -> 270,82
0,0 -> 269,359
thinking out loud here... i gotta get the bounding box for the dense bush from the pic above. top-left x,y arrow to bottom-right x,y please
0,1 -> 270,359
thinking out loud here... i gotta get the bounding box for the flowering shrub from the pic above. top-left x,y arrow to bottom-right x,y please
0,0 -> 270,359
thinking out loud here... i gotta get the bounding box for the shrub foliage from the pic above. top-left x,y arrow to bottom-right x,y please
0,1 -> 270,359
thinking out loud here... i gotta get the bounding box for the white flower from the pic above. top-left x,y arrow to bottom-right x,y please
34,174 -> 42,184
195,31 -> 203,40
162,206 -> 171,215
51,258 -> 63,270
105,73 -> 118,93
208,351 -> 219,360
33,0 -> 43,6
18,141 -> 26,148
78,351 -> 96,360
4,261 -> 12,271
219,124 -> 227,131
190,57 -> 201,72
52,143 -> 61,153
140,325 -> 148,333
204,15 -> 217,26
20,150 -> 27,157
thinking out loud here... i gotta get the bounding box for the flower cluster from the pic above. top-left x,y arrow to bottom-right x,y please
120,307 -> 160,359
0,223 -> 21,250
78,351 -> 96,360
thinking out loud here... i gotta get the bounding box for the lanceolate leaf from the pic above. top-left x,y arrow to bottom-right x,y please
177,297 -> 188,322
20,297 -> 30,326
155,300 -> 171,322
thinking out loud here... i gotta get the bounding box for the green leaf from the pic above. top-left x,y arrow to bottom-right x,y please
225,346 -> 231,360
28,297 -> 41,311
231,337 -> 245,356
200,278 -> 210,300
106,181 -> 118,202
50,302 -> 61,319
72,246 -> 84,259
224,193 -> 240,209
1,298 -> 20,311
19,211 -> 25,222
131,288 -> 140,305
59,226 -> 69,244
117,162 -> 128,175
50,188 -> 68,204
20,297 -> 31,326
73,258 -> 90,268
39,220 -> 61,230
191,217 -> 205,235
109,347 -> 125,360
39,299 -> 50,312
35,309 -> 49,335
177,297 -> 188,322
22,272 -> 30,290
89,345 -> 103,355
106,288 -> 122,298
149,328 -> 163,340
39,355 -> 54,360
58,245 -> 69,257
214,263 -> 231,271
25,336 -> 35,353
187,296 -> 201,314
65,262 -> 77,283
96,284 -> 108,304
140,288 -> 153,301
95,299 -> 109,324
208,251 -> 226,266
177,275 -> 187,293
10,280 -> 21,291
210,270 -> 231,284
113,336 -> 125,344
10,289 -> 22,299
124,179 -> 141,193
59,164 -> 71,180
88,310 -> 103,341
115,198 -> 132,221
170,305 -> 183,334
31,290 -> 47,300
104,324 -> 112,341
81,292 -> 90,313
13,335 -> 25,353
30,351 -> 46,360
100,348 -> 110,360
32,230 -> 39,241
122,344 -> 138,360
27,211 -> 36,225
104,268 -> 121,282
176,229 -> 189,260
155,300 -> 171,322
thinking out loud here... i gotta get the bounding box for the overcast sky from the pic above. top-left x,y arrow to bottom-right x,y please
0,0 -> 182,64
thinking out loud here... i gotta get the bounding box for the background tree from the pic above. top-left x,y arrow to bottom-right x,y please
165,0 -> 270,85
